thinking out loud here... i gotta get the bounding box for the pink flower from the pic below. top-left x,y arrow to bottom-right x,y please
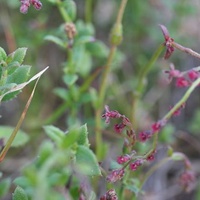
117,154 -> 131,164
151,120 -> 166,133
100,189 -> 118,200
102,105 -> 121,124
146,150 -> 156,161
129,159 -> 143,171
114,123 -> 126,133
187,70 -> 199,81
138,130 -> 152,142
165,64 -> 181,81
176,77 -> 190,87
30,0 -> 42,10
106,169 -> 125,183
159,24 -> 175,59
178,170 -> 196,192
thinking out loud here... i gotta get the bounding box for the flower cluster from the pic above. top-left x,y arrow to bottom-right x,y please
165,64 -> 200,88
159,24 -> 175,59
100,189 -> 118,200
20,0 -> 42,14
178,170 -> 196,193
106,168 -> 125,183
102,105 -> 131,134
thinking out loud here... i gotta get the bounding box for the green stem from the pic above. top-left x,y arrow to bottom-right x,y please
131,44 -> 164,128
85,0 -> 93,23
163,76 -> 200,121
56,0 -> 71,22
95,0 -> 128,160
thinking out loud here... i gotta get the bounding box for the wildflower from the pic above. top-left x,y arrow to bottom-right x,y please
178,170 -> 196,192
187,70 -> 199,81
102,105 -> 121,124
20,0 -> 42,14
106,169 -> 125,183
165,64 -> 181,81
151,120 -> 166,133
146,150 -> 156,161
100,189 -> 118,200
114,123 -> 126,133
117,154 -> 131,164
129,159 -> 143,171
176,77 -> 190,87
159,24 -> 175,59
138,130 -> 152,142
30,0 -> 42,10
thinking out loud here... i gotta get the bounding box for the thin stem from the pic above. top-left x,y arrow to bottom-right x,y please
163,77 -> 200,121
85,0 -> 93,23
131,44 -> 164,127
173,42 -> 200,60
95,0 -> 128,160
56,0 -> 71,22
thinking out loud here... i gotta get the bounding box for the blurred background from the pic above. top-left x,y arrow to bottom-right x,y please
0,0 -> 200,199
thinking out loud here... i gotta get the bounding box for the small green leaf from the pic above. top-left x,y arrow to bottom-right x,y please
44,35 -> 66,49
53,87 -> 69,101
63,0 -> 77,21
36,141 -> 54,167
62,127 -> 80,148
0,67 -> 48,102
0,178 -> 11,198
63,74 -> 78,86
43,125 -> 64,146
76,145 -> 101,176
86,41 -> 109,58
0,126 -> 29,147
7,61 -> 20,75
6,65 -> 31,84
0,47 -> 7,61
77,124 -> 89,146
9,48 -> 27,65
125,184 -> 140,195
75,36 -> 94,45
12,186 -> 28,200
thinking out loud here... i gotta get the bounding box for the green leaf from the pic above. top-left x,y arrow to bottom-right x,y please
43,125 -> 64,146
77,124 -> 89,146
12,186 -> 28,200
0,47 -> 7,61
63,74 -> 78,86
7,61 -> 20,75
86,41 -> 109,58
8,48 -> 27,65
36,141 -> 54,167
62,127 -> 80,148
44,35 -> 66,49
6,65 -> 31,84
53,87 -> 69,101
125,184 -> 140,195
75,36 -> 94,45
2,65 -> 31,101
0,178 -> 11,198
0,126 -> 29,147
76,145 -> 101,176
63,0 -> 77,21
0,67 -> 48,102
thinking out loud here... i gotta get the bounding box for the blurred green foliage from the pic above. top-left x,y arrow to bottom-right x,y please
0,0 -> 199,199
